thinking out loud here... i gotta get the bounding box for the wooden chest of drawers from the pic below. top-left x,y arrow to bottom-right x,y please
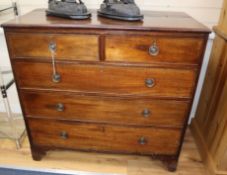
2,9 -> 210,171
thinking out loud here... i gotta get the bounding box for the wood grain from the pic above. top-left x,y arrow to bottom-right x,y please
195,36 -> 226,130
1,9 -> 210,33
218,0 -> 227,34
7,33 -> 99,61
28,118 -> 181,155
2,9 -> 209,171
106,35 -> 205,65
0,127 -> 208,175
20,90 -> 190,128
13,61 -> 197,99
210,79 -> 227,171
191,2 -> 227,173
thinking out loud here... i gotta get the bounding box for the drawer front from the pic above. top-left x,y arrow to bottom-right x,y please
21,91 -> 190,128
28,118 -> 181,155
14,62 -> 197,98
106,35 -> 205,65
7,33 -> 99,61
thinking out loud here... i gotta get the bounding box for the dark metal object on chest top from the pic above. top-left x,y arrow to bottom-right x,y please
98,0 -> 143,21
46,0 -> 91,19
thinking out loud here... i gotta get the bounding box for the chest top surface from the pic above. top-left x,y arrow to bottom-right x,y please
2,9 -> 210,33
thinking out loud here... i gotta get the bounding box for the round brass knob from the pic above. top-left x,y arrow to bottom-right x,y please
52,73 -> 61,83
60,131 -> 68,140
145,78 -> 155,88
142,109 -> 151,118
56,103 -> 65,112
138,137 -> 148,145
149,42 -> 159,56
49,42 -> 57,52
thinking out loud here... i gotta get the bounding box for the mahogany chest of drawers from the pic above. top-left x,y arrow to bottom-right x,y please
2,9 -> 210,171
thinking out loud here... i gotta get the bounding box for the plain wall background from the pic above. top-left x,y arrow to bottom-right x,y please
0,0 -> 223,121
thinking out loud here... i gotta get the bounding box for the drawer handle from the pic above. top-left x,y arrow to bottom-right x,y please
49,42 -> 61,83
149,42 -> 159,56
49,41 -> 57,52
53,73 -> 61,83
145,78 -> 155,88
142,109 -> 151,118
60,131 -> 68,140
138,137 -> 148,145
56,103 -> 65,112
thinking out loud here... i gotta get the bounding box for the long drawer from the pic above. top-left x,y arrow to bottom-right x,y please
7,33 -> 99,61
14,62 -> 197,98
106,35 -> 205,65
21,91 -> 190,128
28,118 -> 181,155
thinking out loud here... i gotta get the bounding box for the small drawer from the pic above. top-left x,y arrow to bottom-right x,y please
7,33 -> 99,61
28,118 -> 181,155
14,62 -> 197,98
105,35 -> 205,65
21,91 -> 190,128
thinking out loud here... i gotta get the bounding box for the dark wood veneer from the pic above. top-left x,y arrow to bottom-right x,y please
105,35 -> 205,64
20,90 -> 190,128
2,9 -> 210,172
7,33 -> 99,61
28,118 -> 181,155
2,9 -> 210,33
13,61 -> 197,99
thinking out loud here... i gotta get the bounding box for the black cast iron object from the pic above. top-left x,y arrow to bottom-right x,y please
98,0 -> 143,21
46,0 -> 91,20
